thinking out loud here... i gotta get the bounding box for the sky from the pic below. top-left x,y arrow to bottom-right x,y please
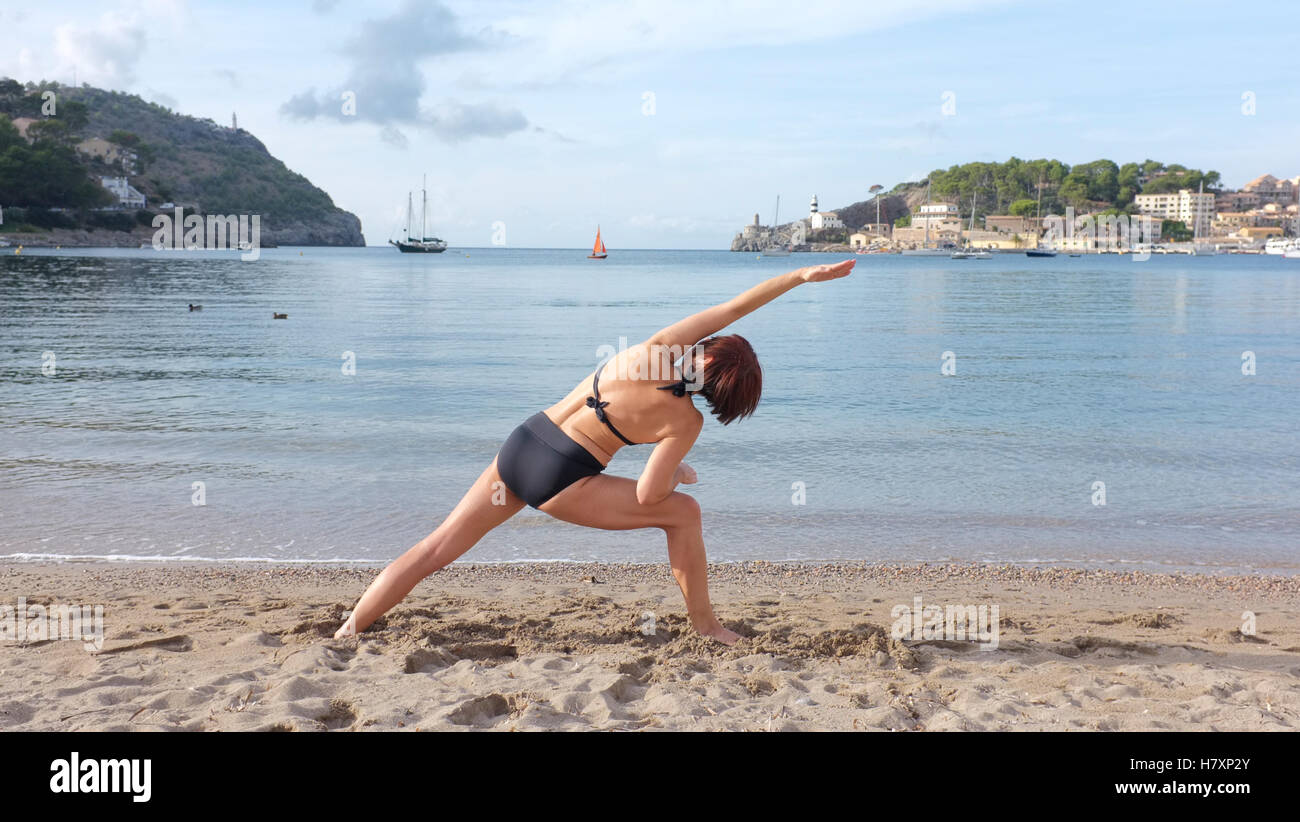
3,0 -> 1298,248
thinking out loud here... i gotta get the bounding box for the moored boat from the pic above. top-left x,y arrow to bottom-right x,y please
952,190 -> 991,258
390,175 -> 447,253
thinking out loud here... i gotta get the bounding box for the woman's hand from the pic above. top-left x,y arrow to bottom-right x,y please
797,258 -> 855,283
674,462 -> 698,485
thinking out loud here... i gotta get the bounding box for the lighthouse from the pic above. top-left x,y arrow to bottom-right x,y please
809,194 -> 819,216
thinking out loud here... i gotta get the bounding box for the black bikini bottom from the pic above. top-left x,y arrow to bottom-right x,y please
497,411 -> 606,509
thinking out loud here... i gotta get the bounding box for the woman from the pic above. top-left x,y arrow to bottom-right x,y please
334,258 -> 855,646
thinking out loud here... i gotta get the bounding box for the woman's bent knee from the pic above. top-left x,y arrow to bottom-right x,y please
660,492 -> 701,531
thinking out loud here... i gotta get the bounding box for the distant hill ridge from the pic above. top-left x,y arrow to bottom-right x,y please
0,80 -> 364,246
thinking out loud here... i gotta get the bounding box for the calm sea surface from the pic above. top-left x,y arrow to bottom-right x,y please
1,247 -> 1297,573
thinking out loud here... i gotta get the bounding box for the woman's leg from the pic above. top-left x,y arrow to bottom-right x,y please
335,455 -> 526,638
538,474 -> 741,645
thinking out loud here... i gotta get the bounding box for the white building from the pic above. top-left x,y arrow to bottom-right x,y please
912,202 -> 960,229
811,211 -> 843,230
99,176 -> 146,209
1134,188 -> 1215,234
807,194 -> 843,230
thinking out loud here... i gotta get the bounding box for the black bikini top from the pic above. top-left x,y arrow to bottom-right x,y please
587,364 -> 691,446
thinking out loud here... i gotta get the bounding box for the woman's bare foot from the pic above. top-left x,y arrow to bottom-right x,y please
333,611 -> 357,640
695,620 -> 742,646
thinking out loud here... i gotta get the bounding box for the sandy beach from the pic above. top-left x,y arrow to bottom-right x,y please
2,561 -> 1298,731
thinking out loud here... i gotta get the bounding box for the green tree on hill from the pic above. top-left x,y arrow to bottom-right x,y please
1008,198 -> 1038,216
108,129 -> 141,148
1162,220 -> 1192,241
0,78 -> 22,109
26,119 -> 75,147
0,115 -> 110,209
929,157 -> 1069,216
918,157 -> 1220,219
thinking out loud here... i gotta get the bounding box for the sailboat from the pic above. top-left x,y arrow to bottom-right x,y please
761,195 -> 791,256
901,180 -> 950,256
1025,173 -> 1057,257
952,189 -> 992,258
588,226 -> 608,259
389,175 -> 447,253
1189,180 -> 1217,255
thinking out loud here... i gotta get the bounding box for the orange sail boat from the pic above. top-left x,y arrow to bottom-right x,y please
588,226 -> 608,259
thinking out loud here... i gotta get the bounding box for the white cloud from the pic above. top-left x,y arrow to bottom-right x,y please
53,11 -> 147,86
4,3 -> 186,89
280,0 -> 530,143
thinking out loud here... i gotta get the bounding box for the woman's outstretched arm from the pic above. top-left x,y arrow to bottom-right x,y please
645,259 -> 855,350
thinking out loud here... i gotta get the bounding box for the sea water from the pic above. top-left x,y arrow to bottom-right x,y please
1,247 -> 1296,573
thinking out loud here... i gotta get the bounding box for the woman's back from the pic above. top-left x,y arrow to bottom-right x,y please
544,343 -> 701,465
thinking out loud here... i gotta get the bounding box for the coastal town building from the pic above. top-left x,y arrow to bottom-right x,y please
1216,191 -> 1259,212
889,202 -> 963,248
1214,202 -> 1297,235
98,176 -> 146,209
1241,174 -> 1298,206
807,194 -> 843,231
77,138 -> 138,172
1236,226 -> 1284,240
892,224 -> 960,247
1134,188 -> 1215,234
1214,211 -> 1258,231
810,211 -> 843,230
912,202 -> 961,230
961,229 -> 1036,250
984,215 -> 1032,234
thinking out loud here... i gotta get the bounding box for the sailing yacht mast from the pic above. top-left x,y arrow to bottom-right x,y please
966,189 -> 977,248
1194,179 -> 1203,246
390,176 -> 447,252
1035,174 -> 1044,247
924,180 -> 932,249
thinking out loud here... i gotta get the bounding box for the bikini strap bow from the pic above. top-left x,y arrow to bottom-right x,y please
657,379 -> 689,397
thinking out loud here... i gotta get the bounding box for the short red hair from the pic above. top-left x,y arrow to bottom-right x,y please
695,334 -> 761,425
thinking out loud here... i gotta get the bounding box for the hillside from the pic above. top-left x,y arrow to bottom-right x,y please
0,79 -> 364,246
732,157 -> 1221,250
